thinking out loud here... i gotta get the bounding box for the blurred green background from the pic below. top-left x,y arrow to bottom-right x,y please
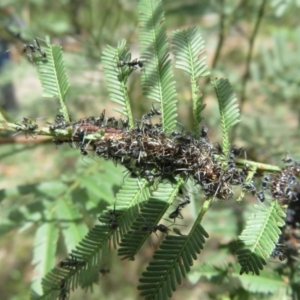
0,0 -> 300,299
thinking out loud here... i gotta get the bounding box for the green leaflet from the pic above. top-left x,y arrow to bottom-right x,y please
36,224 -> 111,300
138,0 -> 177,132
172,26 -> 210,133
236,201 -> 286,275
34,39 -> 70,121
211,78 -> 240,156
118,180 -> 182,260
138,224 -> 209,299
101,40 -> 134,126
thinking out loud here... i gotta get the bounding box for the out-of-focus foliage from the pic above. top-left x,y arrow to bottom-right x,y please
0,0 -> 300,300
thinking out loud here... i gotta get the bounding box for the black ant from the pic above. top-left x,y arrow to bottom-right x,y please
16,117 -> 38,138
117,57 -> 146,70
99,203 -> 119,230
242,181 -> 257,196
22,117 -> 38,131
139,215 -> 176,237
99,268 -> 110,276
22,38 -> 46,59
95,109 -> 106,126
106,117 -> 119,128
169,196 -> 191,222
52,280 -> 69,300
109,210 -> 119,230
141,105 -> 161,121
271,246 -> 287,262
59,254 -> 85,269
282,153 -> 293,164
239,163 -> 250,183
140,223 -> 171,236
262,175 -> 271,191
48,114 -> 70,130
257,190 -> 265,202
53,139 -> 65,148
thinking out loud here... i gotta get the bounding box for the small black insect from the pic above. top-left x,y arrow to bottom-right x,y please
121,118 -> 129,129
140,223 -> 171,236
48,114 -> 69,130
106,117 -> 119,128
59,254 -> 85,269
271,247 -> 287,262
22,38 -> 46,59
257,191 -> 265,202
117,58 -> 146,69
22,117 -> 38,131
53,280 -> 69,300
282,153 -> 293,164
239,163 -> 250,183
80,145 -> 89,156
200,125 -> 208,138
168,209 -> 183,222
242,181 -> 257,196
99,268 -> 110,276
262,175 -> 271,191
108,203 -> 120,230
141,105 -> 161,121
18,117 -> 38,138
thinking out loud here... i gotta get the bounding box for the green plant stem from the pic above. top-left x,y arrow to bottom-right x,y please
196,197 -> 212,224
235,158 -> 281,173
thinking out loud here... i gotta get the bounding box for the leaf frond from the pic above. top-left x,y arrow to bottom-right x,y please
138,0 -> 177,132
236,201 -> 286,275
35,39 -> 70,121
35,224 -> 112,300
118,181 -> 183,260
137,223 -> 209,299
171,26 -> 210,131
101,40 -> 134,127
98,177 -> 152,249
211,78 -> 240,156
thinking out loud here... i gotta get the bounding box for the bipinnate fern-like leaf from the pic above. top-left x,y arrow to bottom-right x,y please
137,224 -> 209,299
34,223 -> 112,300
118,181 -> 183,260
98,177 -> 152,249
34,177 -> 152,299
138,0 -> 177,132
35,39 -> 70,121
236,201 -> 286,275
171,26 -> 210,132
101,40 -> 134,126
211,78 -> 240,156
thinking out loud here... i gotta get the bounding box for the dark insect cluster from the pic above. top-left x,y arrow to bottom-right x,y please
251,159 -> 300,205
45,109 -> 300,206
272,185 -> 300,263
